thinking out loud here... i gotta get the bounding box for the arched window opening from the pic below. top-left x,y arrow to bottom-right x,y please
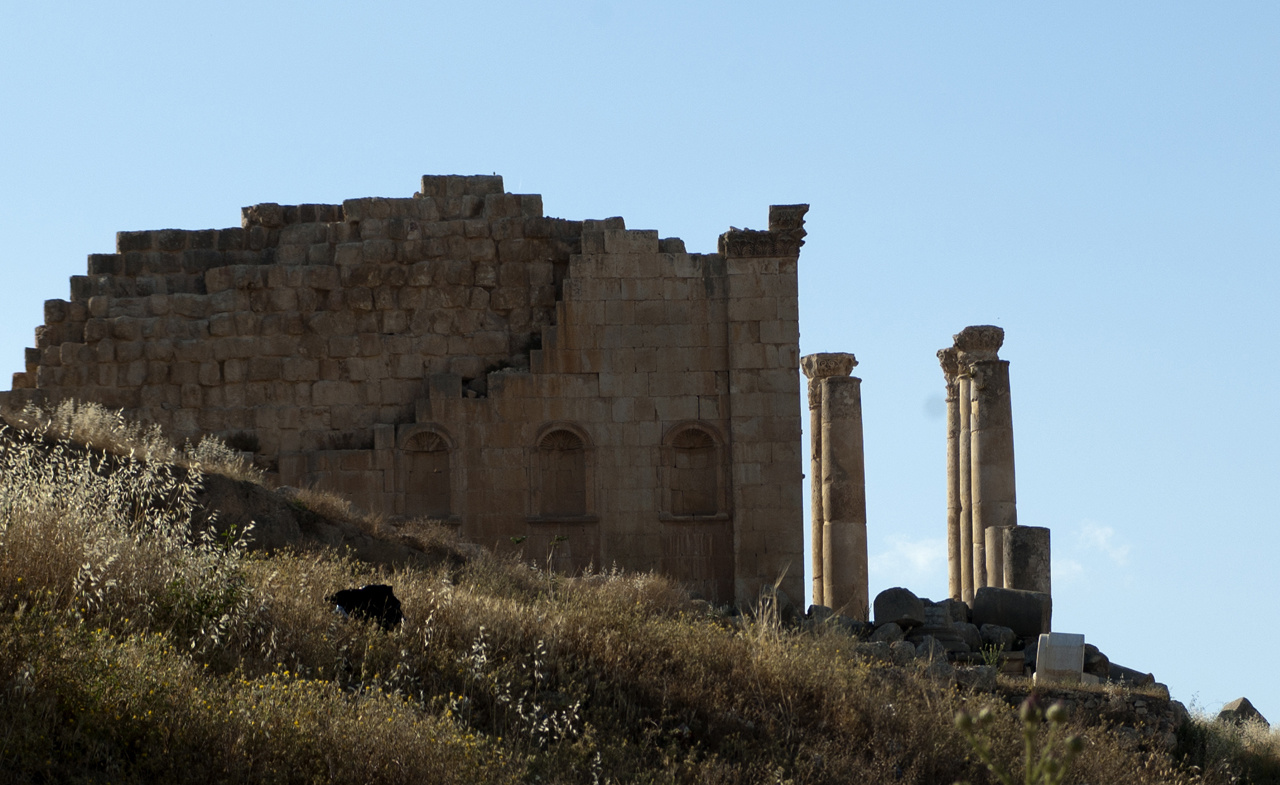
670,427 -> 718,517
539,429 -> 586,517
404,432 -> 451,518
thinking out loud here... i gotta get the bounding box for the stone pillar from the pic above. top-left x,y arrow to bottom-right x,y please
1004,526 -> 1050,595
957,369 -> 976,602
937,348 -> 963,601
806,376 -> 825,606
801,352 -> 858,611
971,357 -> 1017,586
821,371 -> 867,619
954,325 -> 1015,596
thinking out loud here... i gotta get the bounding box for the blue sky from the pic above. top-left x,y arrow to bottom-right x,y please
3,2 -> 1278,721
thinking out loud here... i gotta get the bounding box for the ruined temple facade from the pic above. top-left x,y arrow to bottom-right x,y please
1,175 -> 806,606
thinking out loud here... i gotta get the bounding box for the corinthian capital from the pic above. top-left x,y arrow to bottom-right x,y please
801,352 -> 858,380
937,347 -> 961,379
953,325 -> 1004,363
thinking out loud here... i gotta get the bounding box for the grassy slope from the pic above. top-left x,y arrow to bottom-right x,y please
1,403 -> 1276,784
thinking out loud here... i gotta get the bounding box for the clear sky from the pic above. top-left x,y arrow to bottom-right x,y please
3,2 -> 1278,722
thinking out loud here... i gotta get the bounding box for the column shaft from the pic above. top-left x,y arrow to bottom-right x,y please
942,365 -> 962,601
1004,526 -> 1051,594
807,378 -> 825,607
970,359 -> 1017,590
820,375 -> 868,619
957,373 -> 974,603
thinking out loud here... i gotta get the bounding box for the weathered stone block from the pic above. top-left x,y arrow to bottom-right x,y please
362,239 -> 396,264
43,299 -> 71,324
979,624 -> 1016,652
198,362 -> 220,386
1004,525 -> 1051,594
1217,697 -> 1269,728
248,357 -> 282,381
283,358 -> 319,382
116,231 -> 153,253
972,587 -> 1051,639
873,587 -> 925,629
1032,632 -> 1084,686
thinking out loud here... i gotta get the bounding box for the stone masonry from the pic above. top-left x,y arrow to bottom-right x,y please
1,175 -> 808,607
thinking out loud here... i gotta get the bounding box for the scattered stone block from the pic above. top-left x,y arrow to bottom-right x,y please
934,597 -> 969,624
971,587 -> 1051,639
1107,662 -> 1155,687
1217,697 -> 1269,728
907,624 -> 969,653
998,650 -> 1025,677
979,623 -> 1016,652
922,657 -> 956,687
861,640 -> 893,663
833,616 -> 872,638
874,587 -> 925,629
807,604 -> 834,623
1083,643 -> 1110,678
1032,632 -> 1084,686
915,635 -> 948,662
870,621 -> 904,644
956,665 -> 998,692
953,622 -> 983,653
889,640 -> 916,665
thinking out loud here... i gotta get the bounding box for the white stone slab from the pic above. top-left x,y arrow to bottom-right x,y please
1033,632 -> 1085,686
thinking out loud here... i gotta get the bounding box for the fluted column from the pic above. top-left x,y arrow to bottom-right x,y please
938,348 -> 963,601
801,352 -> 858,611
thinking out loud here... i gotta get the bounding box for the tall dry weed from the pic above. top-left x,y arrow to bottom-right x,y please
0,411 -> 1274,783
4,399 -> 263,483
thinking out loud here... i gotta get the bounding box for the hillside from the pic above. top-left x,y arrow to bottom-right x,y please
0,402 -> 1275,784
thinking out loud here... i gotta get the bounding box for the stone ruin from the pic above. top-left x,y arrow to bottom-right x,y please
8,172 -> 1262,721
0,171 -> 1058,623
0,174 -> 807,607
937,326 -> 1050,603
801,326 -> 1051,622
799,325 -> 1174,695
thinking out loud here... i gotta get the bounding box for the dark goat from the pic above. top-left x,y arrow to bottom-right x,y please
326,584 -> 404,630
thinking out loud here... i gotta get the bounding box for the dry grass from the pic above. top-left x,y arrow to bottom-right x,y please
3,399 -> 264,484
1,410 -> 1276,783
1178,709 -> 1280,784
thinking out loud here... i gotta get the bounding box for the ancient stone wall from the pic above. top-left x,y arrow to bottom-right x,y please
2,175 -> 806,606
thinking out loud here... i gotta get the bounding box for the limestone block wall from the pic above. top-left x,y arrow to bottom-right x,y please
2,176 -> 806,607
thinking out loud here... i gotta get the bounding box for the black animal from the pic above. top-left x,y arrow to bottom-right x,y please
325,584 -> 404,630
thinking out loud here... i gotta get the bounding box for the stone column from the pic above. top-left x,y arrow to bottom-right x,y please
821,370 -> 867,619
955,326 -> 1016,593
957,368 -> 976,602
1004,526 -> 1050,594
938,348 -> 963,601
801,352 -> 857,610
806,376 -> 826,607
